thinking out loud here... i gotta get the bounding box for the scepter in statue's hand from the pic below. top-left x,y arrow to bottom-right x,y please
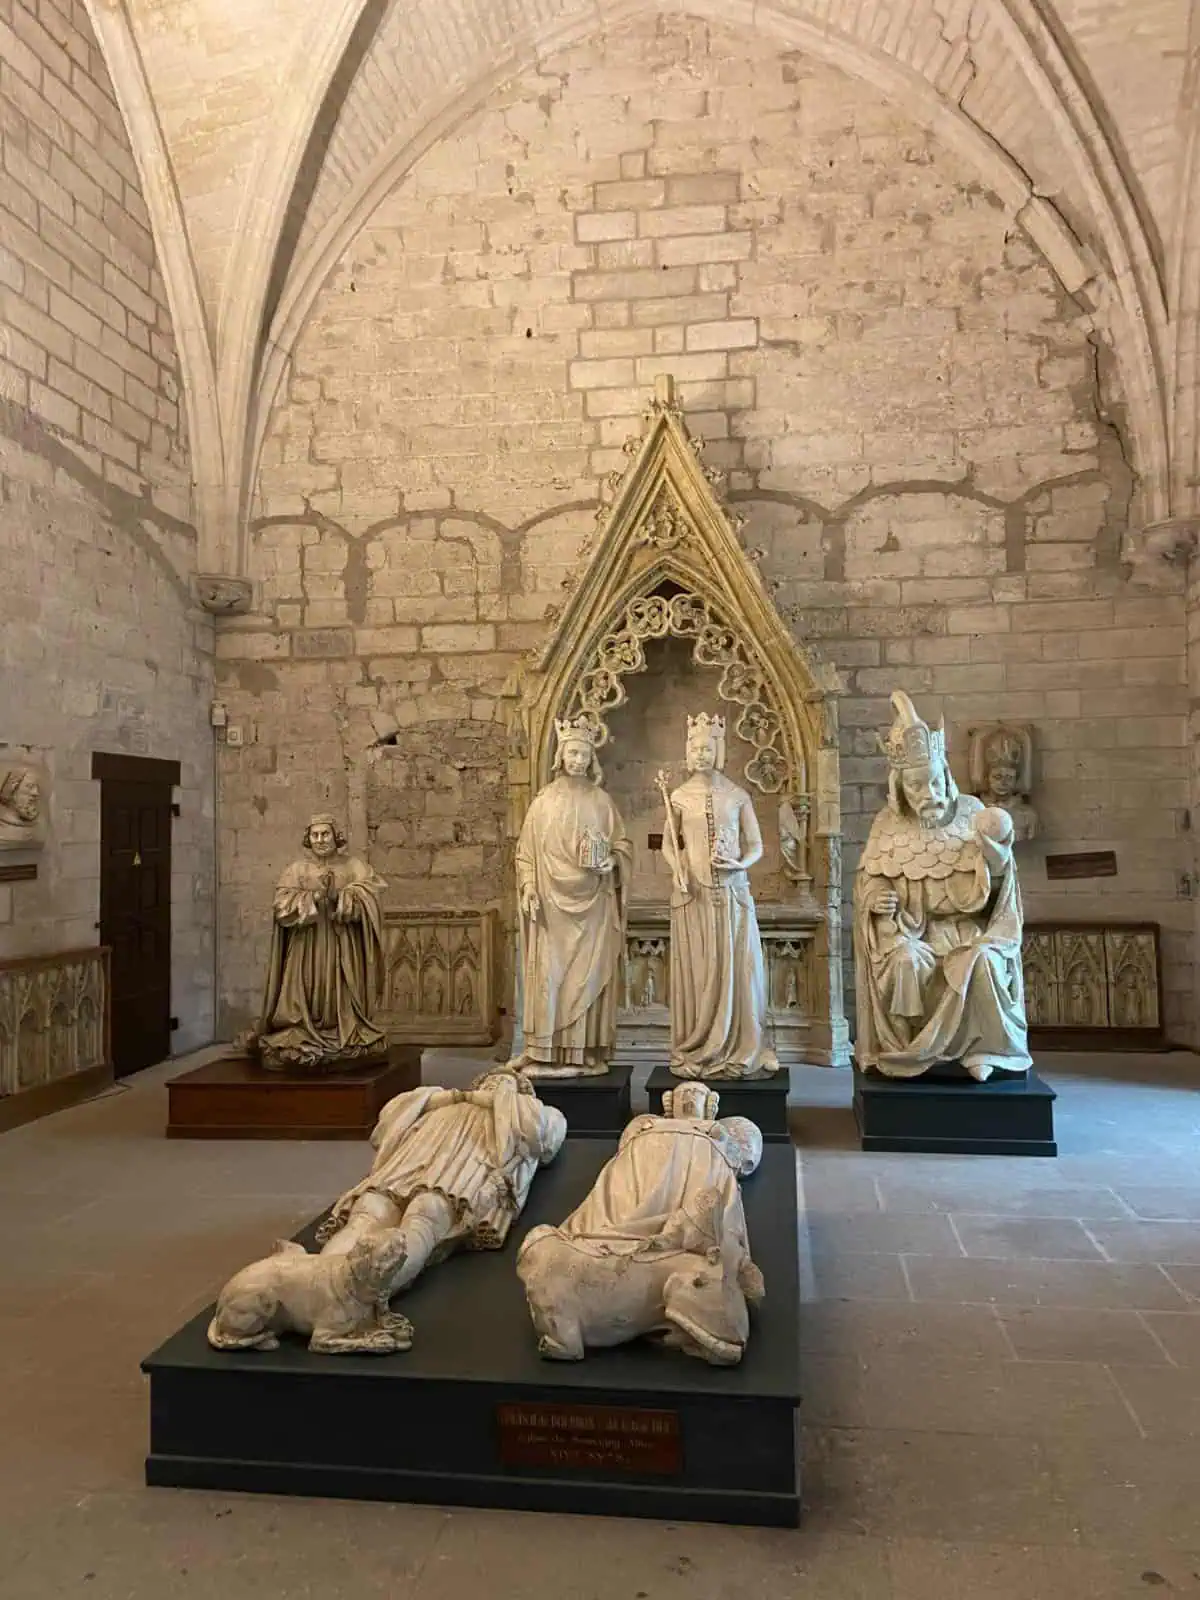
655,768 -> 688,897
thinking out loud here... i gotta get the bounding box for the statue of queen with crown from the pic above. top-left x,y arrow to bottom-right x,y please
656,713 -> 778,1080
510,715 -> 631,1078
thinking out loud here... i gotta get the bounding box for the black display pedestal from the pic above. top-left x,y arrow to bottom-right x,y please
645,1064 -> 791,1141
853,1067 -> 1057,1156
142,1140 -> 801,1527
527,1065 -> 633,1137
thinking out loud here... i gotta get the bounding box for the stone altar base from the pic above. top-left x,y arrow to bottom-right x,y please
165,1047 -> 423,1140
525,1064 -> 633,1137
645,1064 -> 791,1142
852,1067 -> 1057,1156
142,1139 -> 801,1527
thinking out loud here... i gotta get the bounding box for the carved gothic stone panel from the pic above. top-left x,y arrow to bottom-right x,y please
379,910 -> 497,1045
1022,930 -> 1059,1026
0,948 -> 110,1096
1058,932 -> 1109,1028
1104,929 -> 1159,1030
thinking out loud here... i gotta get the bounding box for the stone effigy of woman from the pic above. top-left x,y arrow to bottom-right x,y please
517,1082 -> 764,1365
251,812 -> 389,1072
657,713 -> 778,1080
510,715 -> 631,1078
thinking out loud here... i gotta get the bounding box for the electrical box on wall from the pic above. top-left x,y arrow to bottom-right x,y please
225,727 -> 244,747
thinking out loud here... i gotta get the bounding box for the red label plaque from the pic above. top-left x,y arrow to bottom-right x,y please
496,1403 -> 682,1476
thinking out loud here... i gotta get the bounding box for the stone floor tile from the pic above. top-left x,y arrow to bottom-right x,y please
1043,1434 -> 1200,1549
802,1427 -> 1077,1545
1139,1312 -> 1200,1365
886,1538 -> 1200,1599
798,1297 -> 1010,1359
1114,1186 -> 1200,1220
903,1255 -> 1189,1309
808,1250 -> 911,1302
876,1181 -> 1131,1219
1161,1264 -> 1200,1304
804,1210 -> 963,1256
0,1493 -> 447,1600
1086,1220 -> 1200,1264
805,1352 -> 1139,1439
950,1215 -> 1106,1260
996,1305 -> 1171,1364
413,1510 -> 893,1600
1107,1363 -> 1200,1438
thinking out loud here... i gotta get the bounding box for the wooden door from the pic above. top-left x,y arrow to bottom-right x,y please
94,754 -> 178,1076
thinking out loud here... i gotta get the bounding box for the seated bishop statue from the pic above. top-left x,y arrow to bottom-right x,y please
852,690 -> 1031,1082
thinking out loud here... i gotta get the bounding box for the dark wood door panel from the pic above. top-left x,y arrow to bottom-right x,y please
99,773 -> 173,1077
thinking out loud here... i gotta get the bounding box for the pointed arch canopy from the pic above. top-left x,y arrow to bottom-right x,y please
505,375 -> 849,1067
516,377 -> 839,830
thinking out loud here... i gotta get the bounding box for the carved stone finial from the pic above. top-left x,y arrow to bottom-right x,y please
654,373 -> 675,407
194,573 -> 254,615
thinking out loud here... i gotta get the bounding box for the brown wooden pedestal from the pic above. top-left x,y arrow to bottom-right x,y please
166,1047 -> 423,1140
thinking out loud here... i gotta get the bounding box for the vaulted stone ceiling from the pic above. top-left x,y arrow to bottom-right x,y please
86,0 -> 1200,575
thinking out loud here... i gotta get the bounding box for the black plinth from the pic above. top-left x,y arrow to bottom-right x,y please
853,1067 -> 1057,1156
526,1064 -> 633,1137
645,1064 -> 791,1141
142,1140 -> 801,1526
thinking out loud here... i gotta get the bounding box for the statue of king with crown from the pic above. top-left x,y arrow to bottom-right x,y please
853,690 -> 1031,1081
656,712 -> 778,1080
510,715 -> 631,1078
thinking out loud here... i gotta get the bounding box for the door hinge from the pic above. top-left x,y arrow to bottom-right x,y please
169,1016 -> 180,1030
171,803 -> 181,817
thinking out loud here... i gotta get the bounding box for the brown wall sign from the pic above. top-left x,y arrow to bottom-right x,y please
1045,850 -> 1117,881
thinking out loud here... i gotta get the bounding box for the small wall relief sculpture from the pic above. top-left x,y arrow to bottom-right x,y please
247,813 -> 389,1072
657,714 -> 778,1080
966,723 -> 1037,842
853,691 -> 1031,1081
209,1070 -> 567,1355
0,762 -> 45,851
517,1082 -> 764,1366
510,716 -> 631,1079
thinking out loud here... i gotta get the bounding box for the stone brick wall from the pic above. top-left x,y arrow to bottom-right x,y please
0,0 -> 214,1048
221,16 -> 1191,1040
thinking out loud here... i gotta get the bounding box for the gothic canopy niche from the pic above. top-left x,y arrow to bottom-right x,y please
518,376 -> 840,811
508,375 -> 849,1066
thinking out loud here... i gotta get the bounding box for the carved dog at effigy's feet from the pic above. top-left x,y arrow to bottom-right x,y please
207,1234 -> 412,1356
517,1186 -> 765,1367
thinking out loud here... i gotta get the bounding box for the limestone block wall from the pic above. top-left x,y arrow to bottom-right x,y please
218,15 -> 1191,1041
0,0 -> 214,1047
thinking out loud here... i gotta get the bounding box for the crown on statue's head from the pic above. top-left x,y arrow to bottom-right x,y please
554,714 -> 600,749
882,690 -> 946,770
686,712 -> 725,741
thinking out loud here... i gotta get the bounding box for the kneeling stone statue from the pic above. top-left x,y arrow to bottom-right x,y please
517,1083 -> 764,1366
